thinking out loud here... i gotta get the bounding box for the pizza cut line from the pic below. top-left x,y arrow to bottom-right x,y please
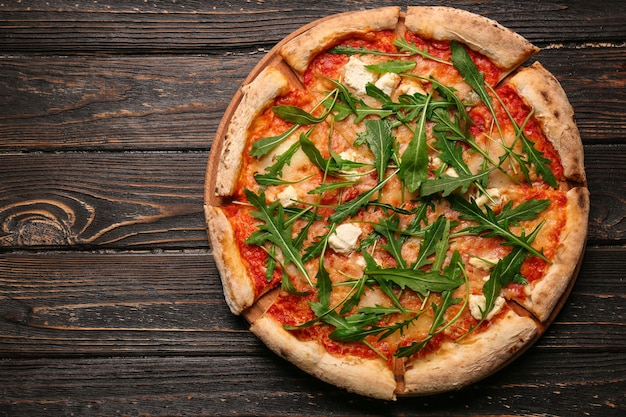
205,6 -> 589,400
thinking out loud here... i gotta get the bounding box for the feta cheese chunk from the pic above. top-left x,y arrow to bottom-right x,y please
343,56 -> 378,96
474,188 -> 502,208
374,72 -> 400,96
277,185 -> 298,208
444,167 -> 459,178
469,256 -> 499,271
397,79 -> 426,97
328,223 -> 362,254
469,294 -> 506,321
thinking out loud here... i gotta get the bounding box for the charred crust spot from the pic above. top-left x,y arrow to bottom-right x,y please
540,90 -> 552,104
553,110 -> 561,119
578,189 -> 586,208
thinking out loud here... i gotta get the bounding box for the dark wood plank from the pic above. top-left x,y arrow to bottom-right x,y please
0,47 -> 623,151
584,145 -> 626,242
0,350 -> 623,416
0,152 -> 208,249
0,144 -> 623,250
0,56 -> 244,151
0,0 -> 624,54
1,246 -> 623,358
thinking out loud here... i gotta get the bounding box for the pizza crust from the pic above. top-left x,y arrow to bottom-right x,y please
205,205 -> 254,315
405,6 -> 539,78
402,308 -> 540,396
279,6 -> 401,75
521,187 -> 590,322
215,66 -> 290,196
506,61 -> 586,183
250,314 -> 398,400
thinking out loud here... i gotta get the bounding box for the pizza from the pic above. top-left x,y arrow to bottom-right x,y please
204,6 -> 589,400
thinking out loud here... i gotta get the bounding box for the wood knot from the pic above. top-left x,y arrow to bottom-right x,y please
0,199 -> 85,246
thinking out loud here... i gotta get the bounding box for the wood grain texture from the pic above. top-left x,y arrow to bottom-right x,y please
0,0 -> 624,53
0,46 -> 623,151
0,145 -> 622,249
0,247 -> 623,357
0,1 -> 624,416
0,350 -> 623,416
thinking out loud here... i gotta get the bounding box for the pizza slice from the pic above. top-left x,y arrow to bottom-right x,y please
207,66 -> 295,314
404,6 -> 539,80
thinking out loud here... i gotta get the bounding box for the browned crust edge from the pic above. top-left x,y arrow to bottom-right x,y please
405,6 -> 539,78
279,6 -> 401,75
506,61 -> 586,183
522,187 -> 590,322
250,314 -> 398,400
214,66 -> 291,196
402,309 -> 540,396
205,205 -> 254,315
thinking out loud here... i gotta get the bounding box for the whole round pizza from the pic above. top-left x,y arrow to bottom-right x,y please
204,6 -> 589,400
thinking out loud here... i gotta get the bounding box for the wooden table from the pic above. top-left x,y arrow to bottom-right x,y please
0,1 -> 624,416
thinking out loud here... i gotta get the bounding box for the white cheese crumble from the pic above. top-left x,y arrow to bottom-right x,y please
474,188 -> 502,208
397,79 -> 426,96
429,156 -> 443,169
469,294 -> 506,321
343,56 -> 378,96
374,72 -> 400,96
276,185 -> 298,208
469,256 -> 499,271
444,167 -> 459,178
328,223 -> 362,254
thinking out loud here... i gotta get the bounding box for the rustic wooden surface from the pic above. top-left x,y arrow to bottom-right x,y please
0,1 -> 624,416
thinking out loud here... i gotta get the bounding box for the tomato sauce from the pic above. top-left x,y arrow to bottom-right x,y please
303,30 -> 397,87
403,32 -> 501,86
496,85 -> 565,180
222,204 -> 281,296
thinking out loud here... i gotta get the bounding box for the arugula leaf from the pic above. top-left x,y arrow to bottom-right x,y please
413,215 -> 450,270
364,267 -> 461,296
395,290 -> 461,357
307,181 -> 359,195
244,189 -> 313,286
373,216 -> 407,268
272,105 -> 327,125
365,82 -> 392,105
323,79 -> 394,123
328,170 -> 397,224
361,250 -> 406,313
481,245 -> 527,320
360,119 -> 395,181
497,199 -> 552,225
398,93 -> 431,192
299,134 -> 338,173
489,86 -> 558,188
450,41 -> 494,114
394,38 -> 453,66
420,171 -> 491,197
265,245 -> 278,283
365,60 -> 416,74
250,124 -> 300,158
384,92 -> 450,124
448,194 -> 550,262
315,248 -> 332,308
266,139 -> 301,176
338,274 -> 369,315
521,134 -> 558,188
